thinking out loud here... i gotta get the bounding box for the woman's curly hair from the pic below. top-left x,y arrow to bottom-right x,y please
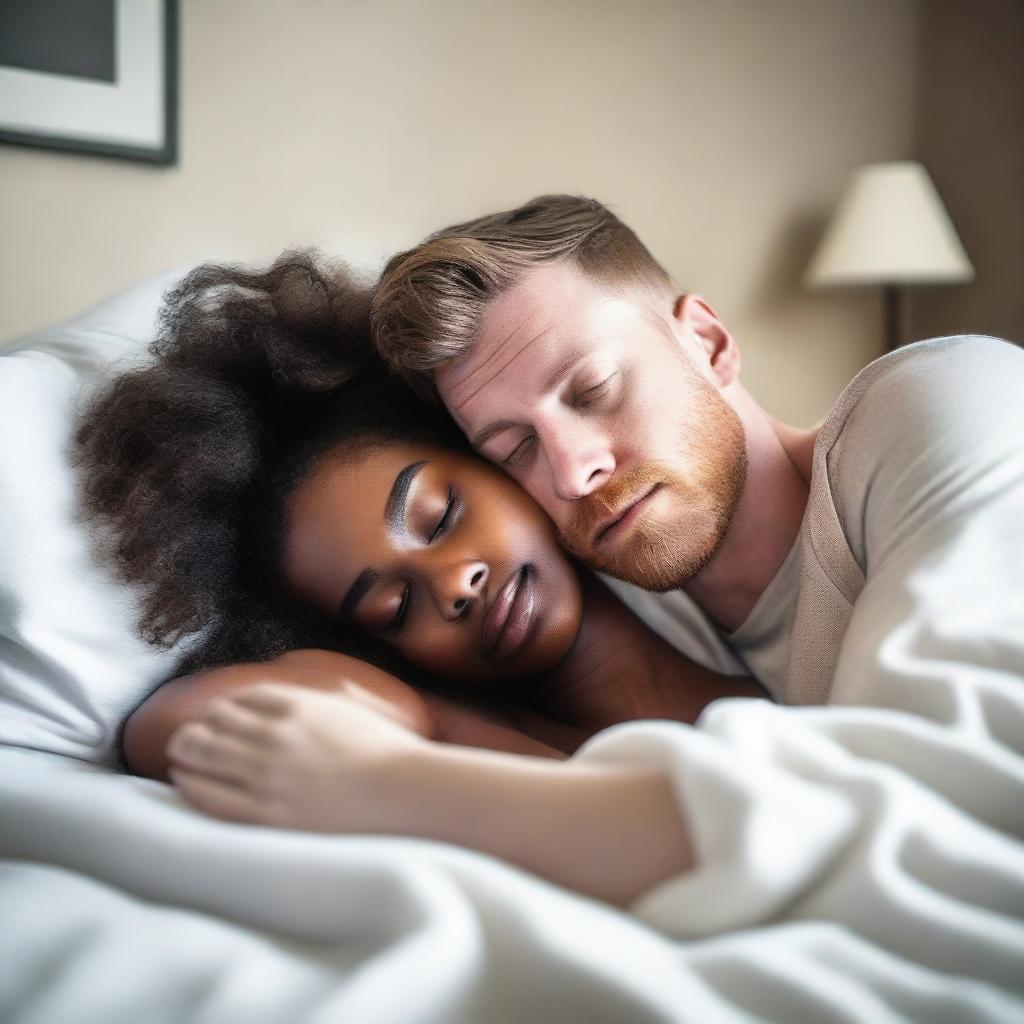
74,249 -> 465,681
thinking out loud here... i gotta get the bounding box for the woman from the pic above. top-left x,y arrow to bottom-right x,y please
77,252 -> 764,906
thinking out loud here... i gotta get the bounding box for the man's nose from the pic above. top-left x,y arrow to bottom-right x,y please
541,420 -> 615,501
434,559 -> 488,621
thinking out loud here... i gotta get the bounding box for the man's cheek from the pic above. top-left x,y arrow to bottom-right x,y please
546,506 -> 576,550
535,482 -> 566,532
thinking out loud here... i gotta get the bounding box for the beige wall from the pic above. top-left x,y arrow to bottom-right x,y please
0,0 -> 921,425
911,0 -> 1024,346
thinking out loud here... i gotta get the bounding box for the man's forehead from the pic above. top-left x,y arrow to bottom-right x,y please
435,312 -> 554,418
436,265 -> 624,424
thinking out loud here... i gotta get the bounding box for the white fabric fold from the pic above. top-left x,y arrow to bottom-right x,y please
574,702 -> 1024,998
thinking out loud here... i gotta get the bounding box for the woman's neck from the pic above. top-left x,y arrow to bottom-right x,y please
518,570 -> 765,731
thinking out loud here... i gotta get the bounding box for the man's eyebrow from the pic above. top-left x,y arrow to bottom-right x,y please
469,350 -> 588,450
384,460 -> 427,534
339,568 -> 381,621
470,419 -> 519,450
542,348 -> 587,393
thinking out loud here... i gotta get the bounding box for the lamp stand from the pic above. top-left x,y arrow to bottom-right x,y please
883,284 -> 905,351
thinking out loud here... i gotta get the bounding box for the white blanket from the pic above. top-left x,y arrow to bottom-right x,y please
3,696 -> 1023,1024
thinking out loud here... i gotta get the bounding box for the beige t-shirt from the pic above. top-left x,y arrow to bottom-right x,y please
603,334 -> 1024,704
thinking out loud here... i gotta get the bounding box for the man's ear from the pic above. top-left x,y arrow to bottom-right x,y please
671,294 -> 741,386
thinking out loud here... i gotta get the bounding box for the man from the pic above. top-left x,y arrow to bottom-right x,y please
357,194 -> 1024,1012
371,194 -> 1024,704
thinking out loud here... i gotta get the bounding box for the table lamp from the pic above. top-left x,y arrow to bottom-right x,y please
805,162 -> 974,350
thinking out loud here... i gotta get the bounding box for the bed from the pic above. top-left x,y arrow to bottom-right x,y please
2,271 -> 1022,1023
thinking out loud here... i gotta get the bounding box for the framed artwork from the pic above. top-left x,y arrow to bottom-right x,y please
0,0 -> 178,164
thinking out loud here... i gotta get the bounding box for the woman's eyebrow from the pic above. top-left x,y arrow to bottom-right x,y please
339,568 -> 381,621
384,460 -> 428,535
338,460 -> 428,621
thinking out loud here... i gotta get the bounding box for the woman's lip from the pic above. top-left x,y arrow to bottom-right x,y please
597,484 -> 662,547
482,566 -> 535,658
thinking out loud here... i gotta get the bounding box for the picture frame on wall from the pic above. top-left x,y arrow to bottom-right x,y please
0,0 -> 178,165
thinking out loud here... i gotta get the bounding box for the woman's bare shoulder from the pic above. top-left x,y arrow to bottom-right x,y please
122,649 -> 434,781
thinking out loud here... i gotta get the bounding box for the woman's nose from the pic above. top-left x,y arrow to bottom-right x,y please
437,560 -> 488,621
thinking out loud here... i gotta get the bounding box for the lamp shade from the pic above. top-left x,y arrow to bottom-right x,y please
806,162 -> 974,287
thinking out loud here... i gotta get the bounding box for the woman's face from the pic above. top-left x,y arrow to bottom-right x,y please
281,440 -> 583,683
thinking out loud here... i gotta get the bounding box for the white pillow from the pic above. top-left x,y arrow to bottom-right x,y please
0,269 -> 196,767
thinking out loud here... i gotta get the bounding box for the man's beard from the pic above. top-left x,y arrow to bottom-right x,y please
560,375 -> 747,592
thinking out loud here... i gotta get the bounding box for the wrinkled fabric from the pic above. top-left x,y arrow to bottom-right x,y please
2,743 -> 1021,1023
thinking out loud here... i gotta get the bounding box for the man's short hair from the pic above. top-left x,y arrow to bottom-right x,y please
371,195 -> 674,402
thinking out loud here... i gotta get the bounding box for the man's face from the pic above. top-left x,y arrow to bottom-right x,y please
435,262 -> 747,592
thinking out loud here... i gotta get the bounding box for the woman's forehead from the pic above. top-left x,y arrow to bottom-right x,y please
293,442 -> 481,529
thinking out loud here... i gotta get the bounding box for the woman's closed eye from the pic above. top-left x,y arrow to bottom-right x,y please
428,486 -> 460,541
387,584 -> 412,633
386,486 -> 464,633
